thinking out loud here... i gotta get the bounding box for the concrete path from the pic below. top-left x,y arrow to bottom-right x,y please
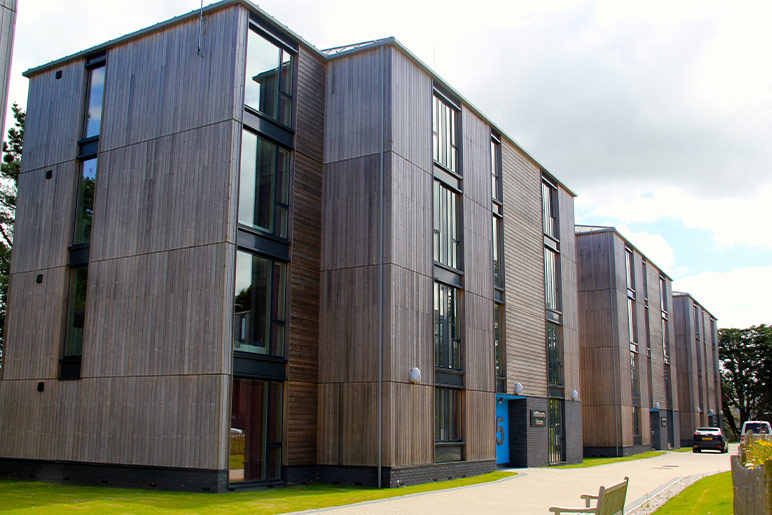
299,445 -> 736,515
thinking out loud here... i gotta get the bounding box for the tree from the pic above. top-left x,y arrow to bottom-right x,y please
719,324 -> 772,437
0,102 -> 24,367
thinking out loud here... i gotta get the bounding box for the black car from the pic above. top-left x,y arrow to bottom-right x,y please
693,427 -> 728,453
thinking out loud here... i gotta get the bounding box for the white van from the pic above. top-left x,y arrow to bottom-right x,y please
740,420 -> 772,446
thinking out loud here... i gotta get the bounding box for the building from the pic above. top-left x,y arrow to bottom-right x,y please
575,226 -> 680,456
0,0 -> 582,492
672,293 -> 720,445
0,0 -> 17,137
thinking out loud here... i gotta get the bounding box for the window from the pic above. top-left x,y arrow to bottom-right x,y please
632,406 -> 641,444
695,305 -> 701,340
625,247 -> 635,294
547,322 -> 563,387
63,267 -> 88,359
234,251 -> 286,357
73,158 -> 98,245
542,179 -> 558,239
645,306 -> 651,356
434,282 -> 461,370
661,317 -> 669,363
245,28 -> 293,127
432,92 -> 459,174
83,63 -> 105,139
435,387 -> 463,462
491,135 -> 501,202
492,215 -> 503,288
239,129 -> 290,239
433,180 -> 460,270
627,297 -> 638,345
230,379 -> 283,482
659,276 -> 668,313
544,247 -> 560,312
642,259 -> 649,301
494,303 -> 504,378
660,276 -> 669,362
630,351 -> 640,400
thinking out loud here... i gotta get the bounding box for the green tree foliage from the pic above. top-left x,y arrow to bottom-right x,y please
719,324 -> 772,437
0,103 -> 24,367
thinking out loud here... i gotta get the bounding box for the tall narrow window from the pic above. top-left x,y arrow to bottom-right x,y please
660,276 -> 669,362
230,379 -> 283,482
432,92 -> 459,174
73,158 -> 98,245
492,215 -> 503,288
434,281 -> 461,370
239,129 -> 290,238
548,398 -> 566,464
542,179 -> 558,239
544,248 -> 560,312
245,28 -> 294,127
494,303 -> 504,379
63,267 -> 89,359
627,298 -> 638,345
234,251 -> 286,357
491,135 -> 501,202
547,322 -> 563,387
435,387 -> 463,462
83,62 -> 105,139
433,180 -> 460,270
625,247 -> 635,292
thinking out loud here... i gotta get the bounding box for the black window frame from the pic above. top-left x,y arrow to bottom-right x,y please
434,280 -> 462,372
432,179 -> 462,271
432,89 -> 461,177
542,177 -> 559,241
434,386 -> 464,463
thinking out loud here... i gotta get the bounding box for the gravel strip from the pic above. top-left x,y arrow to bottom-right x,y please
626,474 -> 708,515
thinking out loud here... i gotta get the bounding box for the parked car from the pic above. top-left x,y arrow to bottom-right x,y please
740,420 -> 772,446
693,427 -> 728,453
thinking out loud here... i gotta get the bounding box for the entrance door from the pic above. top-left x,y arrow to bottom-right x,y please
495,395 -> 509,464
548,398 -> 566,464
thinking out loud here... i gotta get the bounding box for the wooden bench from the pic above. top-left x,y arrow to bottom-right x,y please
548,476 -> 629,515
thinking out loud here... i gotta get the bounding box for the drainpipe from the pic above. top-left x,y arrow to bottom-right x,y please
377,44 -> 385,489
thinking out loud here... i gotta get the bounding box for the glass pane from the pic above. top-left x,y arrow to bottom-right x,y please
73,158 -> 98,245
494,304 -> 503,377
64,267 -> 89,357
233,252 -> 285,357
547,322 -> 563,386
544,248 -> 559,311
238,130 -> 258,228
245,30 -> 280,120
84,65 -> 105,138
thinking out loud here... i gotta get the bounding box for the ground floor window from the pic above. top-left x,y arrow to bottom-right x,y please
548,398 -> 566,464
230,379 -> 283,482
435,386 -> 463,462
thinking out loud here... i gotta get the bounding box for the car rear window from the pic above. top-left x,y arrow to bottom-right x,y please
745,423 -> 766,433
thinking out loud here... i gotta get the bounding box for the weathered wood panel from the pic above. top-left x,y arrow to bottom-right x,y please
463,198 -> 493,298
581,405 -> 620,448
90,121 -> 236,262
324,48 -> 387,164
11,162 -> 76,274
21,61 -> 83,173
464,389 -> 495,461
317,382 -> 379,466
464,292 -> 494,392
2,267 -> 67,380
389,153 -> 432,276
85,243 -> 231,377
382,382 -> 433,467
461,108 -> 492,214
389,48 -> 432,173
559,187 -> 580,395
500,140 -> 546,397
100,6 -> 242,153
0,375 -> 225,469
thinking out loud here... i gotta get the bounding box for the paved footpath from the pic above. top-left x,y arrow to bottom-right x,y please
297,445 -> 735,515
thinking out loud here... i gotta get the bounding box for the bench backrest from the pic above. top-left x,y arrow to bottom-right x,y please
596,476 -> 629,515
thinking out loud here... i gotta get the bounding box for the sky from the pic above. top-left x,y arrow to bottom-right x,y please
4,0 -> 771,328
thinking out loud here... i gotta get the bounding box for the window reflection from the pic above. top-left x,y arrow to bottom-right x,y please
83,65 -> 105,139
234,251 -> 286,356
230,379 -> 283,482
73,158 -> 98,245
64,267 -> 89,357
245,29 -> 293,126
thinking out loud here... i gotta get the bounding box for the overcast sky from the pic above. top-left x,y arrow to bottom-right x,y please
4,0 -> 771,328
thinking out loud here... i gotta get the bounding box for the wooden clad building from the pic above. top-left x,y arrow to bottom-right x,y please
0,0 -> 582,491
575,226 -> 680,456
672,293 -> 721,445
0,0 -> 16,137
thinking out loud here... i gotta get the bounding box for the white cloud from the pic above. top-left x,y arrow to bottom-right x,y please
615,224 -> 676,271
674,267 -> 772,328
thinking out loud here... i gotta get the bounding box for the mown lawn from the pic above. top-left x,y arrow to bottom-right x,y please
654,471 -> 732,514
0,471 -> 515,514
551,450 -> 666,469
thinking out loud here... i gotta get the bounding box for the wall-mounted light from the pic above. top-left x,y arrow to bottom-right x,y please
708,408 -> 713,415
409,367 -> 421,384
571,389 -> 579,401
655,401 -> 661,410
697,407 -> 702,413
514,383 -> 523,395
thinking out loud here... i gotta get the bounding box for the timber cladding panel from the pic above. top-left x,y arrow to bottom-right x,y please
558,188 -> 580,395
2,268 -> 68,380
500,140 -> 546,398
90,121 -> 237,262
287,45 -> 326,466
389,48 -> 431,171
388,153 -> 432,276
99,5 -> 242,153
464,292 -> 494,392
84,244 -> 231,378
0,375 -> 225,470
317,382 -> 379,466
11,162 -> 77,274
464,389 -> 495,461
20,61 -> 84,173
382,382 -> 433,467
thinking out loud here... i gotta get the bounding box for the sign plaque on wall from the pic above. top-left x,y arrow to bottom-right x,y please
530,410 -> 547,427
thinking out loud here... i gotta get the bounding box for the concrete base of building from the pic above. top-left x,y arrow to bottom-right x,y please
287,460 -> 497,488
0,457 -> 228,492
583,443 -> 652,458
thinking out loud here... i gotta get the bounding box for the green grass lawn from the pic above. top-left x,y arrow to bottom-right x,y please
0,471 -> 515,514
654,471 -> 732,514
551,450 -> 666,469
